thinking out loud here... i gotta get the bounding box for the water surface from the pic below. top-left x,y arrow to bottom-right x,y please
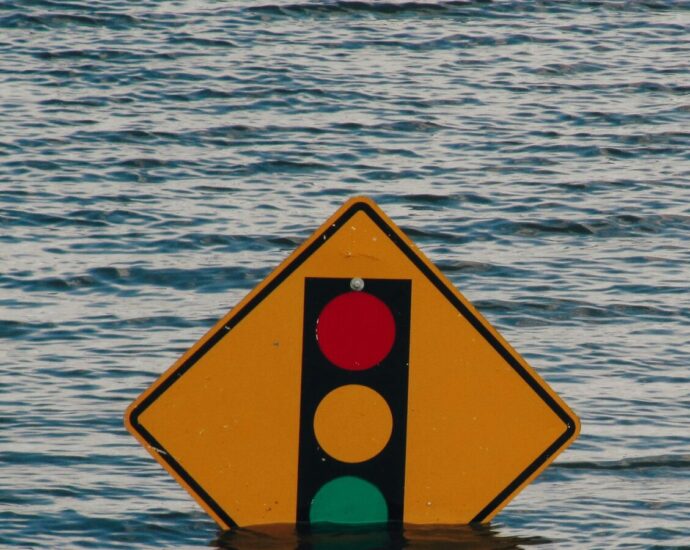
1,1 -> 689,548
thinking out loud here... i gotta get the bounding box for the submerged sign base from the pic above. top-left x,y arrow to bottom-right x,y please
125,196 -> 580,529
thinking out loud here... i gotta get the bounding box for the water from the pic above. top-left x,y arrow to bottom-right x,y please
1,0 -> 689,547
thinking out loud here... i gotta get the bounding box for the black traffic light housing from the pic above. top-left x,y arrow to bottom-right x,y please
296,277 -> 412,527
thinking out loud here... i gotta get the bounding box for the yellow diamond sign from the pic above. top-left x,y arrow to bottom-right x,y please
125,196 -> 580,529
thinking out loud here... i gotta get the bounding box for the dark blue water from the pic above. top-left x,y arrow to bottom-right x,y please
1,1 -> 689,548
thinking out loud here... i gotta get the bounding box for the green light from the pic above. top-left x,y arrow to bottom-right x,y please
309,476 -> 388,525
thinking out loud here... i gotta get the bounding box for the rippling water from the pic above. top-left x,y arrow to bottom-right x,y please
2,1 -> 689,548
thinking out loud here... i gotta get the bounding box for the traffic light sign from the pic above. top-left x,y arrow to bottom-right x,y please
124,196 -> 580,530
297,278 -> 411,526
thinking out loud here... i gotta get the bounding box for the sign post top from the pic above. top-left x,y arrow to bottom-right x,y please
125,196 -> 580,530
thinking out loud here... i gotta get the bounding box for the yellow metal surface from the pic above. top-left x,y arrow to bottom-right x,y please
133,284 -> 303,527
405,284 -> 569,522
124,196 -> 580,529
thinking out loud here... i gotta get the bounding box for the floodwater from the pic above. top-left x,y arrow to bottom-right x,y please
1,1 -> 689,548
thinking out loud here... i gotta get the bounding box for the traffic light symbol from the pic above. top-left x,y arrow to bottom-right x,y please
297,277 -> 412,527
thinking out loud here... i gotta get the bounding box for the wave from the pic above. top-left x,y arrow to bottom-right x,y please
555,454 -> 690,471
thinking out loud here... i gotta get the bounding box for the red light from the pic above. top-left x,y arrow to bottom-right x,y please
316,291 -> 396,371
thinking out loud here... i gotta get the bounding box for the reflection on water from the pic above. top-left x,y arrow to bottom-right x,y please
213,523 -> 548,550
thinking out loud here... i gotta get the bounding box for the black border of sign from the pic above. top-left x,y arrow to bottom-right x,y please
127,198 -> 578,528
